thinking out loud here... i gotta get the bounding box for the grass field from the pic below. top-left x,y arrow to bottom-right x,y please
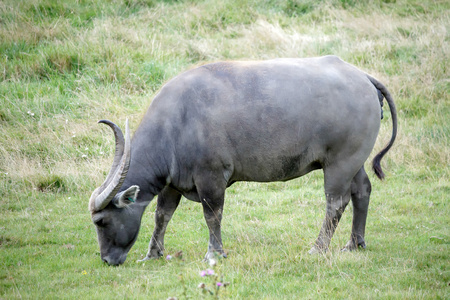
0,0 -> 449,298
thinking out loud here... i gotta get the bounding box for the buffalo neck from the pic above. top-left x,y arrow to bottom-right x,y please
119,120 -> 173,202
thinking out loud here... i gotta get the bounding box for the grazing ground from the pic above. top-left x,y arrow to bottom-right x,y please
0,0 -> 448,298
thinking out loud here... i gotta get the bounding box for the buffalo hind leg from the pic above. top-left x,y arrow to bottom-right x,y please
309,191 -> 351,254
309,165 -> 353,254
139,186 -> 181,261
343,166 -> 371,251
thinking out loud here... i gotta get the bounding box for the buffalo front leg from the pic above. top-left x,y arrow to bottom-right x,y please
140,187 -> 181,261
199,186 -> 227,261
343,166 -> 371,251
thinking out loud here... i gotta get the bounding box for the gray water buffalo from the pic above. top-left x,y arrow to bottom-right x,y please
89,55 -> 397,265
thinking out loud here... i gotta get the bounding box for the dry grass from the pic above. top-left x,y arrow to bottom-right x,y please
3,1 -> 447,178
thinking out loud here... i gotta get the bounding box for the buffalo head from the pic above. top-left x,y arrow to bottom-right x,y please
88,120 -> 143,265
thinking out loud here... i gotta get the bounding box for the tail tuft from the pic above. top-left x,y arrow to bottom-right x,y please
372,153 -> 385,180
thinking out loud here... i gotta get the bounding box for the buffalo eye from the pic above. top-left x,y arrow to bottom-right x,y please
94,218 -> 106,228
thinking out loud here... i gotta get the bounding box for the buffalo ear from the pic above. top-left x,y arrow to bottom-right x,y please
113,185 -> 140,208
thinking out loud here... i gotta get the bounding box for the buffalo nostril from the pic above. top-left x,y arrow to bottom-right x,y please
101,256 -> 110,264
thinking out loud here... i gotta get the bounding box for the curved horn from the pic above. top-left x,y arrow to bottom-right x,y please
89,119 -> 131,212
98,120 -> 125,189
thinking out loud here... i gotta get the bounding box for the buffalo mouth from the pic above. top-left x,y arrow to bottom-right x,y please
101,252 -> 127,266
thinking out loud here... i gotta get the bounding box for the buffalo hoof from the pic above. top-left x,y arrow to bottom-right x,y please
204,251 -> 227,263
137,255 -> 160,263
137,251 -> 163,263
308,246 -> 327,255
137,256 -> 152,263
342,240 -> 366,252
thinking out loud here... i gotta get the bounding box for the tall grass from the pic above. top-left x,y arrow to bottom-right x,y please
1,0 -> 448,298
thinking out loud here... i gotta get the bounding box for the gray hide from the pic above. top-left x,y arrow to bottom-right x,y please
89,55 -> 397,265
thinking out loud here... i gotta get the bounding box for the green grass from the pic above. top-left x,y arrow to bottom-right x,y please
1,0 -> 449,298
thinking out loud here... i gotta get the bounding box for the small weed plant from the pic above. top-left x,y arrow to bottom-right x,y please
197,254 -> 229,299
165,252 -> 229,300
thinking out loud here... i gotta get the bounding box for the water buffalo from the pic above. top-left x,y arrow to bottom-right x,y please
89,55 -> 397,265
